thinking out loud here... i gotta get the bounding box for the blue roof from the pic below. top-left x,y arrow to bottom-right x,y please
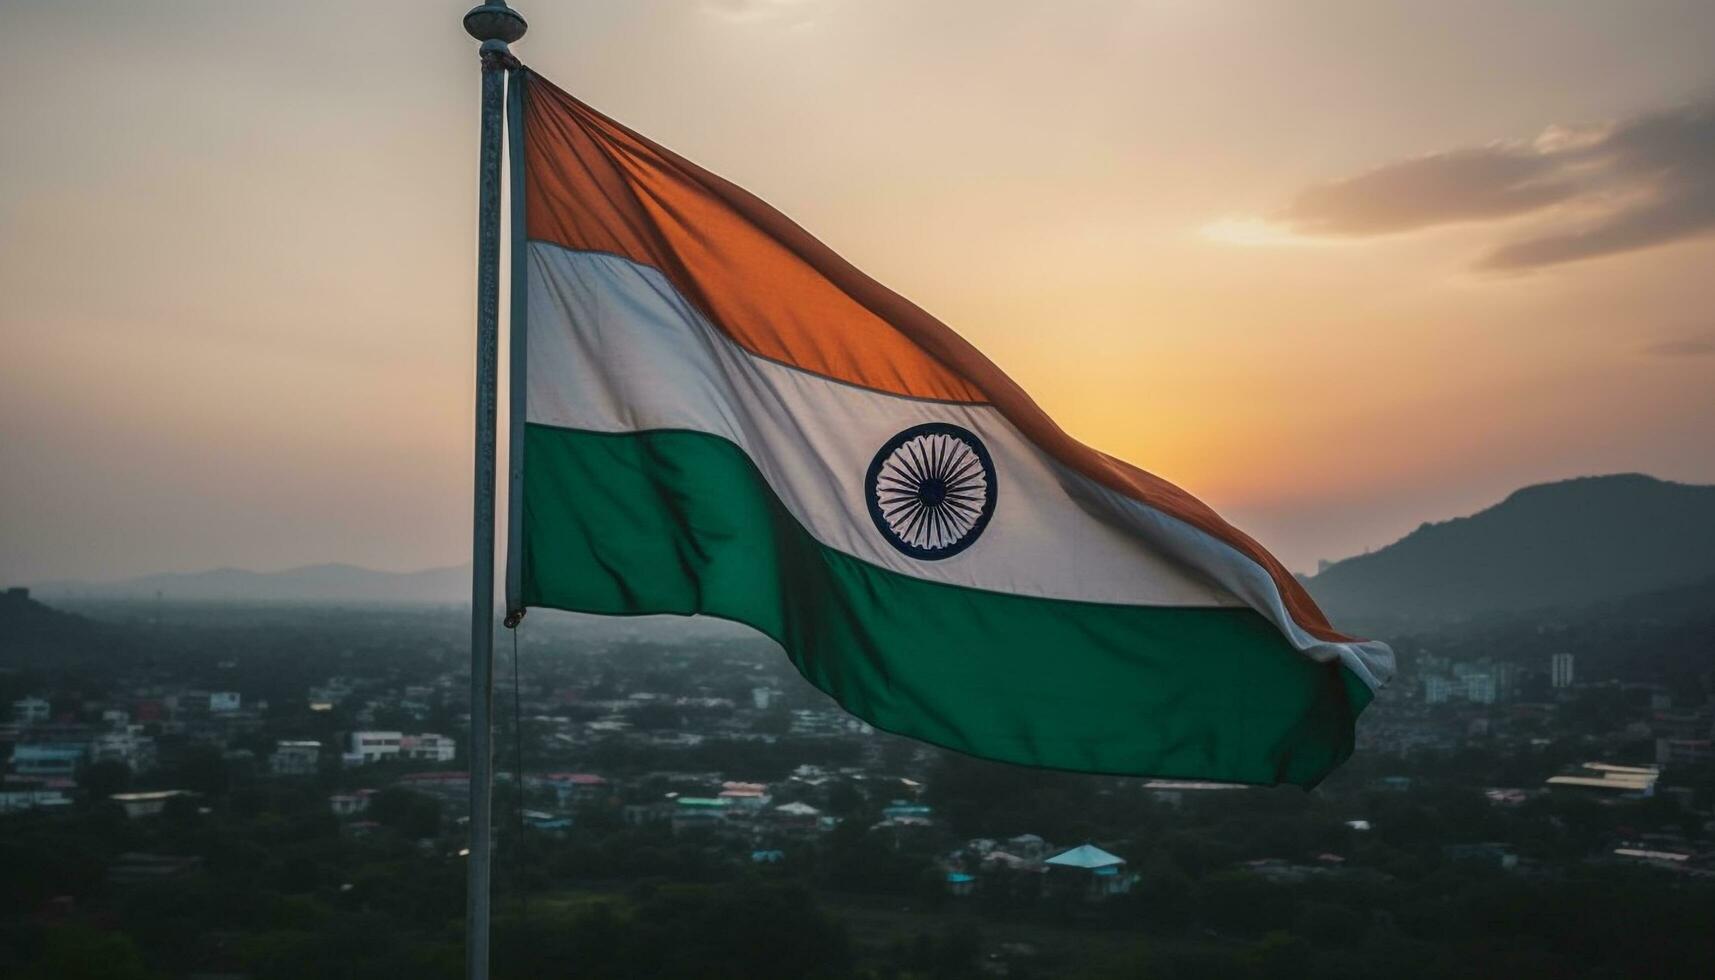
1044,844 -> 1125,870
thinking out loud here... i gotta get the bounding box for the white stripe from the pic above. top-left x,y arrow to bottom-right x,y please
525,244 -> 1394,688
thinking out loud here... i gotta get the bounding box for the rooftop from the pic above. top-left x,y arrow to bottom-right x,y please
1546,762 -> 1659,794
1044,844 -> 1126,870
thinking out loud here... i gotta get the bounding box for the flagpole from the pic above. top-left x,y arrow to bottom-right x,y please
463,5 -> 526,980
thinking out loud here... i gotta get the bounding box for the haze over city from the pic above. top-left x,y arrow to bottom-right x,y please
8,5 -> 1715,979
4,0 -> 1714,584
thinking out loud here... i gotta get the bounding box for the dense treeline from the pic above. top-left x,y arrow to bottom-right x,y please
6,741 -> 1715,978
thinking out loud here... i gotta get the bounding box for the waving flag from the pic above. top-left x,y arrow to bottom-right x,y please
506,69 -> 1392,786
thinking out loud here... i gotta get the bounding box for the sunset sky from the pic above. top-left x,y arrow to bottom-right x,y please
3,0 -> 1713,585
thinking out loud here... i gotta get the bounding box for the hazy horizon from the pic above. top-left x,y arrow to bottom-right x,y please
5,0 -> 1714,584
15,468 -> 1711,588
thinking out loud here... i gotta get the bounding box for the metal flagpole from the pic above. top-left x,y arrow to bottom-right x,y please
462,5 -> 526,980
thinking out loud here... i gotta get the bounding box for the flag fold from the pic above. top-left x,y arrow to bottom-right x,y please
510,69 -> 1392,786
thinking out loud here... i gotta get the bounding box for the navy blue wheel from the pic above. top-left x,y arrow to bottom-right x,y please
865,422 -> 997,560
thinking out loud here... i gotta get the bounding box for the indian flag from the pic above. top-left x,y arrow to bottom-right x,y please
505,69 -> 1393,787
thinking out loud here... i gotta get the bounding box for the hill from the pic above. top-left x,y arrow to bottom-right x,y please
30,562 -> 469,605
0,586 -> 126,666
1303,474 -> 1715,629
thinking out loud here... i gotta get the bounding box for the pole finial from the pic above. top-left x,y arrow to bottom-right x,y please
464,2 -> 528,45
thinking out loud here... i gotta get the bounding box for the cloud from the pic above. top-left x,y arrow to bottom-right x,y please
1644,331 -> 1715,358
1281,146 -> 1577,236
1268,99 -> 1715,271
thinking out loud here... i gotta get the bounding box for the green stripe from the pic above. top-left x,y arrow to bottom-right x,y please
522,424 -> 1370,787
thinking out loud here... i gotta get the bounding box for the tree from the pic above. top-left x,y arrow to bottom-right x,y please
169,744 -> 230,796
79,760 -> 131,801
20,926 -> 162,980
368,787 -> 442,840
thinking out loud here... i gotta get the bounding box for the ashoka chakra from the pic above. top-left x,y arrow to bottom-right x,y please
864,422 -> 997,560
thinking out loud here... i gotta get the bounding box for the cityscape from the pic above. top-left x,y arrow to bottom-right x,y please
4,549 -> 1714,977
5,4 -> 1715,979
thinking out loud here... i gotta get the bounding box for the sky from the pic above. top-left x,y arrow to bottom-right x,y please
3,0 -> 1713,584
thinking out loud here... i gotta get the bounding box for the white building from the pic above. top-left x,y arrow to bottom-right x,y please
271,740 -> 323,775
1547,762 -> 1658,798
12,697 -> 50,726
343,731 -> 454,766
344,731 -> 404,766
402,733 -> 456,762
111,790 -> 193,818
91,731 -> 157,772
329,791 -> 372,816
1551,653 -> 1574,689
209,692 -> 242,714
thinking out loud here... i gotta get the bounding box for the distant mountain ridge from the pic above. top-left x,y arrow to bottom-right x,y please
30,562 -> 469,604
23,474 -> 1715,620
1304,474 -> 1715,628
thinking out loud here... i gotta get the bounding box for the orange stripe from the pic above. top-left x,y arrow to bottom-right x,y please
521,71 -> 1354,644
523,76 -> 986,404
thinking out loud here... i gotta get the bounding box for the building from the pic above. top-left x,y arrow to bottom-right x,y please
718,781 -> 771,810
12,697 -> 50,726
1141,780 -> 1248,808
343,731 -> 454,766
111,790 -> 193,818
12,743 -> 86,777
524,810 -> 574,834
108,852 -> 203,885
671,797 -> 731,834
622,801 -> 674,826
330,790 -> 373,816
91,731 -> 157,772
1422,660 -> 1513,705
401,733 -> 456,762
270,740 -> 323,775
167,691 -> 208,719
881,800 -> 933,822
208,692 -> 242,714
540,772 -> 608,806
344,731 -> 404,766
1551,653 -> 1575,689
0,785 -> 72,813
1443,843 -> 1519,870
392,771 -> 470,806
1043,844 -> 1136,900
1546,762 -> 1659,797
770,801 -> 832,837
1657,738 -> 1712,769
1423,676 -> 1457,705
1463,672 -> 1497,705
309,678 -> 355,707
